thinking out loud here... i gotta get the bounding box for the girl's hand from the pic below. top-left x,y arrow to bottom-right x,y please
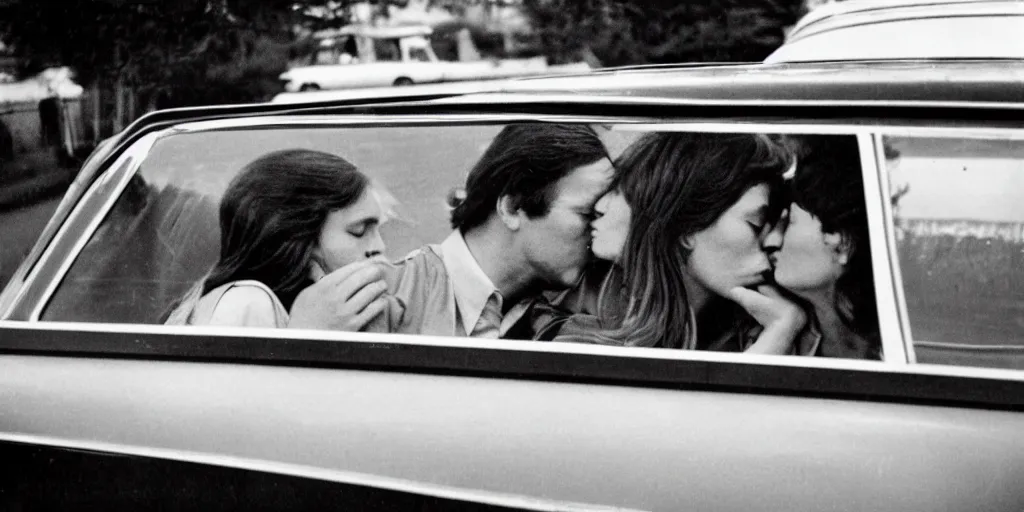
288,260 -> 389,331
726,284 -> 807,355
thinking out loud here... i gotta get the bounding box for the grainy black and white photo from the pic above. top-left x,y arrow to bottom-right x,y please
1,0 -> 1023,510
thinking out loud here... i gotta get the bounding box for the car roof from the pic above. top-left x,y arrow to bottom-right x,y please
124,61 -> 1024,146
493,60 -> 1024,104
87,60 -> 1022,195
313,24 -> 433,40
785,0 -> 1024,42
264,61 -> 1024,107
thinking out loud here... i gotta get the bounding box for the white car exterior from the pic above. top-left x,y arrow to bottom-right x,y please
279,25 -> 587,91
766,0 -> 1024,63
280,56 -> 569,92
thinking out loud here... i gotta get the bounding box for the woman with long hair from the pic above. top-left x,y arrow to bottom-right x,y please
166,149 -> 390,329
549,132 -> 805,353
763,135 -> 882,359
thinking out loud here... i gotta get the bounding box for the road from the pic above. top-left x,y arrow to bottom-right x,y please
0,196 -> 60,288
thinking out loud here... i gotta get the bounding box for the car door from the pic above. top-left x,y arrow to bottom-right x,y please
1,101 -> 1023,511
0,436 -> 590,511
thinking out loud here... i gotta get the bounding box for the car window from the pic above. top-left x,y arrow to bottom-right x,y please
884,135 -> 1024,370
375,39 -> 401,62
409,47 -> 431,62
42,125 -> 502,324
35,124 -> 885,361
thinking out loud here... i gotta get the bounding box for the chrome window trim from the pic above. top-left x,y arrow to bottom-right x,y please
427,94 -> 1024,111
870,126 -> 1024,363
168,119 -> 1024,140
0,432 -> 640,512
613,125 -> 1024,138
13,133 -> 160,322
26,151 -> 147,321
871,132 -> 918,363
169,114 -> 632,133
0,142 -> 117,314
7,319 -> 1024,382
859,133 -> 910,364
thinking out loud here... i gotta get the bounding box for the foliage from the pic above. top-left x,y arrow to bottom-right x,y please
521,0 -> 806,65
0,0 -> 407,108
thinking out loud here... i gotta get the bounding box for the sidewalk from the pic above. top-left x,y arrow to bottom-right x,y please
0,148 -> 77,211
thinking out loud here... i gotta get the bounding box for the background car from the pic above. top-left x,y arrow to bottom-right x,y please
279,24 -> 589,92
1,61 -> 1023,511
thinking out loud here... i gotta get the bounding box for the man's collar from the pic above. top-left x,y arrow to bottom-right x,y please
440,230 -> 500,335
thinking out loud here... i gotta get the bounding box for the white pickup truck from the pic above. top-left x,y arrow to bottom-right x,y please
279,25 -> 588,92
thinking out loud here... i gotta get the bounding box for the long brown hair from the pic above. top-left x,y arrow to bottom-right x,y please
202,149 -> 371,310
602,132 -> 789,348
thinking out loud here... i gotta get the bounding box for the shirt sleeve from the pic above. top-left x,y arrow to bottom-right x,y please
207,286 -> 282,328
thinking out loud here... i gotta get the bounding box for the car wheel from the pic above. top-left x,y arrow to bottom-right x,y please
393,77 -> 414,87
299,83 -> 321,92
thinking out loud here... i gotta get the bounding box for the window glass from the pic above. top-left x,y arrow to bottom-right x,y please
39,125 -> 880,361
409,47 -> 430,62
43,125 -> 502,323
885,135 -> 1024,369
374,39 -> 401,62
314,48 -> 337,65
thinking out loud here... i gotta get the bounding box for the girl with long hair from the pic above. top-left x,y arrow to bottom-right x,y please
549,132 -> 805,353
763,135 -> 882,359
166,149 -> 390,329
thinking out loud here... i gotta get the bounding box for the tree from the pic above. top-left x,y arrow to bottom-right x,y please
0,0 -> 410,113
520,0 -> 806,66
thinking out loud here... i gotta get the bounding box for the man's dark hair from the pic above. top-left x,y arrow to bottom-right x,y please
786,134 -> 880,358
450,123 -> 608,231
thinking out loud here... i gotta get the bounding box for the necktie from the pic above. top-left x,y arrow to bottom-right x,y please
472,293 -> 502,338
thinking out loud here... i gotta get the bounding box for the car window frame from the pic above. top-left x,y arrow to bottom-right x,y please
871,126 -> 1024,366
1,134 -> 157,322
16,119 -> 905,358
3,112 -> 1024,401
1,118 -> 913,355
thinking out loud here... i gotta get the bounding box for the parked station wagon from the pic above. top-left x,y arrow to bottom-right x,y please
1,60 -> 1023,511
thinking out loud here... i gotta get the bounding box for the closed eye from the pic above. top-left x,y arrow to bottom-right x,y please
347,219 -> 379,238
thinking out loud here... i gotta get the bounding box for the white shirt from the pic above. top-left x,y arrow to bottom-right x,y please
438,231 -> 527,337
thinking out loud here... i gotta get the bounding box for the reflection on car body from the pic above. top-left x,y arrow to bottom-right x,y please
1,60 -> 1024,511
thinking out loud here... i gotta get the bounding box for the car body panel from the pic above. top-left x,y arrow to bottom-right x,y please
2,344 -> 1023,511
2,61 -> 1023,510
